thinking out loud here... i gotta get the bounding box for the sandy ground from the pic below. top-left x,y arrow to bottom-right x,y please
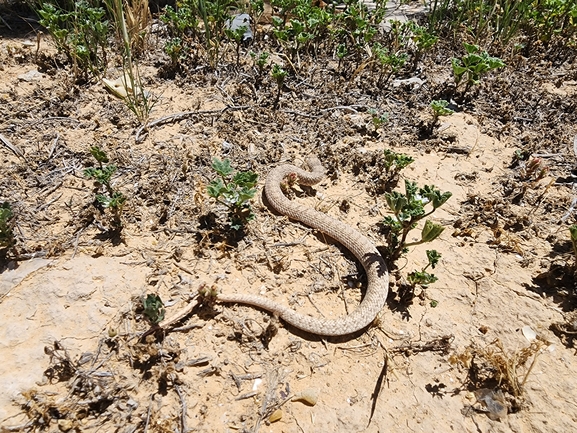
1,7 -> 577,432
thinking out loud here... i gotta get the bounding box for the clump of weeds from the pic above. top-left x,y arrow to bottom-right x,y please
207,158 -> 259,231
368,108 -> 389,135
105,0 -> 156,124
84,146 -> 126,234
449,336 -> 549,420
35,0 -> 109,81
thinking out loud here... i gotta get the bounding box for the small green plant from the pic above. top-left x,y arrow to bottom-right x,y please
160,2 -> 200,37
369,109 -> 389,131
84,146 -> 126,231
372,42 -> 408,86
160,0 -> 242,69
383,148 -> 414,177
207,158 -> 259,230
451,42 -> 505,96
407,249 -> 441,288
142,294 -> 165,324
425,100 -> 454,136
250,51 -> 269,75
164,37 -> 187,68
270,0 -> 332,61
271,63 -> 287,109
225,23 -> 249,67
36,0 -> 109,81
383,180 -> 452,264
0,202 -> 15,252
430,99 -> 454,118
409,22 -> 438,67
569,225 -> 577,267
332,0 -> 379,69
428,0 -> 576,46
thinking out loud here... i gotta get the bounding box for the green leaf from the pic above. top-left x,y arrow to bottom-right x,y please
421,220 -> 444,243
420,185 -> 452,208
404,180 -> 418,200
385,191 -> 407,214
237,188 -> 257,202
407,270 -> 438,286
207,178 -> 226,198
451,58 -> 467,76
426,249 -> 441,268
84,164 -> 117,184
211,158 -> 233,177
232,170 -> 258,188
382,215 -> 402,232
430,100 -> 454,117
143,294 -> 165,324
90,146 -> 109,163
463,42 -> 479,54
487,57 -> 505,69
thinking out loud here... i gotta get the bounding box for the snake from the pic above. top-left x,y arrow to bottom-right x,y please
217,156 -> 390,337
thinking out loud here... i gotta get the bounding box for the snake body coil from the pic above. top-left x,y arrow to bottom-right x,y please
218,157 -> 389,336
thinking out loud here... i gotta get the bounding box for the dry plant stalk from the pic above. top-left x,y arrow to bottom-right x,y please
450,338 -> 547,398
124,0 -> 151,55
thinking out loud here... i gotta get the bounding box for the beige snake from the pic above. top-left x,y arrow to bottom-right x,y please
217,157 -> 390,337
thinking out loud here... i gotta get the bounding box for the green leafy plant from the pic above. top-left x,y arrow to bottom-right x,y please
451,42 -> 505,96
407,249 -> 441,288
160,1 -> 199,37
0,202 -> 15,251
160,0 -> 241,69
383,180 -> 452,264
164,37 -> 187,69
207,158 -> 259,230
142,294 -> 165,324
428,0 -> 576,46
409,22 -> 438,68
383,148 -> 414,178
270,0 -> 332,61
424,100 -> 454,136
372,42 -> 408,87
36,0 -> 109,81
369,109 -> 389,131
84,146 -> 126,231
271,63 -> 287,109
430,99 -> 454,118
332,0 -> 380,70
225,23 -> 249,67
250,51 -> 269,76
